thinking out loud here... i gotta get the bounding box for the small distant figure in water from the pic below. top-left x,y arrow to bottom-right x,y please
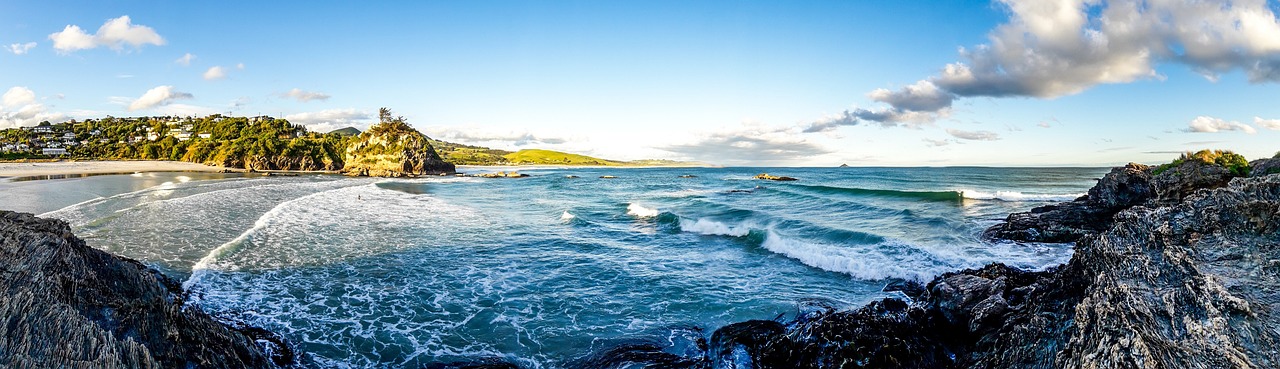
358,195 -> 362,200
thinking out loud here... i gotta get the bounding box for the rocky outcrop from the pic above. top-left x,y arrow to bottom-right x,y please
754,173 -> 798,181
342,117 -> 455,177
0,211 -> 290,369
216,154 -> 343,172
984,158 -> 1254,243
578,172 -> 1280,368
1251,158 -> 1280,177
983,163 -> 1153,242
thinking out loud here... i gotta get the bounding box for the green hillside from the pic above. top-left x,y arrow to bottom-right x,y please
502,149 -> 627,166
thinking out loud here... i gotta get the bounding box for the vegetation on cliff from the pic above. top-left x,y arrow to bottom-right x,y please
341,108 -> 455,177
1153,149 -> 1250,176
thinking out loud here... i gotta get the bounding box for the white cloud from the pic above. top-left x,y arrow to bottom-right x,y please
804,107 -> 944,132
2,87 -> 36,107
153,103 -> 217,117
7,42 -> 36,55
175,53 -> 195,66
867,80 -> 954,112
843,0 -> 1280,128
423,126 -> 569,147
280,88 -> 331,102
660,123 -> 833,165
236,63 -> 244,70
1185,116 -> 1257,134
127,85 -> 193,111
1255,117 -> 1280,130
284,109 -> 373,133
1,87 -> 67,129
945,128 -> 1001,141
48,15 -> 164,53
923,138 -> 954,147
203,66 -> 227,81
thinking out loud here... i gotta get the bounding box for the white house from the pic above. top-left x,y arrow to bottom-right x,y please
42,147 -> 67,156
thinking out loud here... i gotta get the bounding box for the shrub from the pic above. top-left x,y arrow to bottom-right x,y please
1153,149 -> 1250,176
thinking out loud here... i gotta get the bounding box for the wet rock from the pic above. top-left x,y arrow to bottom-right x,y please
1250,158 -> 1280,177
754,173 -> 798,181
0,211 -> 288,368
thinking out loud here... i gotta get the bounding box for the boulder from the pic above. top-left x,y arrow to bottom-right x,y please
754,173 -> 798,181
0,211 -> 290,368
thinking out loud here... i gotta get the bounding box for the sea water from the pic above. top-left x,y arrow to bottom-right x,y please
0,166 -> 1106,368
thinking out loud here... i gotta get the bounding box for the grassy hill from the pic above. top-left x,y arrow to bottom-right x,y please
424,138 -> 705,167
502,149 -> 627,166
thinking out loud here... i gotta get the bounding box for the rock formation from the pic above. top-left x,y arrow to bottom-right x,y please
573,167 -> 1280,368
0,211 -> 290,369
342,108 -> 455,177
754,173 -> 798,181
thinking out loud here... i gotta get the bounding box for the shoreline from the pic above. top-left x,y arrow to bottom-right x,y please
0,160 -> 234,180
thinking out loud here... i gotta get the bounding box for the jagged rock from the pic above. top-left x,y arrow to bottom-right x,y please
575,170 -> 1280,368
1250,158 -> 1280,177
0,211 -> 289,369
342,116 -> 455,177
984,163 -> 1152,242
1149,159 -> 1235,204
754,173 -> 798,181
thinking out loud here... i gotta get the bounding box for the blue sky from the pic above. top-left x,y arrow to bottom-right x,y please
2,1 -> 1279,166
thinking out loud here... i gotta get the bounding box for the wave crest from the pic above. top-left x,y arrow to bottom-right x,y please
627,203 -> 660,218
959,190 -> 1083,202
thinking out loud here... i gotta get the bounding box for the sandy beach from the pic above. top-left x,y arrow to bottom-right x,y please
0,160 -> 231,179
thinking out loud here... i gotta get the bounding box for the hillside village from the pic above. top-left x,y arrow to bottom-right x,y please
1,115 -> 297,158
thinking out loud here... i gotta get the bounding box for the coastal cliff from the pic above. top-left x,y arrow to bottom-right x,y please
342,108 -> 455,177
0,211 -> 290,368
579,159 -> 1280,368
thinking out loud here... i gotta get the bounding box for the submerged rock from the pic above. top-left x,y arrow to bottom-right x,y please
0,211 -> 290,368
342,108 -> 455,177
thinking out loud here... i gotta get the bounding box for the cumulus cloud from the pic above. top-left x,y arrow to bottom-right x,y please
804,107 -> 942,132
175,53 -> 195,66
1,87 -> 67,128
945,128 -> 1001,141
7,42 -> 36,55
284,109 -> 373,133
1184,116 -> 1256,134
1255,117 -> 1280,130
279,88 -> 331,102
423,127 -> 569,147
48,15 -> 164,53
836,0 -> 1280,129
127,85 -> 193,111
203,66 -> 227,80
660,123 -> 832,165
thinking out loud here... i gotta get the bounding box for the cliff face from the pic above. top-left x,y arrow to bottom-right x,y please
574,170 -> 1280,369
342,121 -> 455,177
0,211 -> 290,369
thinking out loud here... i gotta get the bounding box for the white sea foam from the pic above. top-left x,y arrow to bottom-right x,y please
678,218 -> 751,237
626,203 -> 660,218
758,231 -> 948,281
560,211 -> 576,222
959,190 -> 1083,202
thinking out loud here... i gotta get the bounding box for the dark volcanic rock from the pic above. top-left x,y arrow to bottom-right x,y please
575,173 -> 1280,368
1148,159 -> 1235,205
1251,158 -> 1280,177
983,163 -> 1153,242
0,211 -> 289,369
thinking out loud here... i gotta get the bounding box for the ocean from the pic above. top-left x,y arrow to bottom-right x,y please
0,166 -> 1106,368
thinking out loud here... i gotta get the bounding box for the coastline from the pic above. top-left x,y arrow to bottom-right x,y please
0,160 -> 235,180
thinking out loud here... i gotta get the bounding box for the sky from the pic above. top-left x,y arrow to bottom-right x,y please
2,0 -> 1280,167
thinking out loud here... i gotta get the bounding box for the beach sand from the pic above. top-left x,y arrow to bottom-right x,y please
0,160 -> 231,178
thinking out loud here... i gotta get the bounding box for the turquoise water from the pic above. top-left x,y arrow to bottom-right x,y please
1,166 -> 1105,368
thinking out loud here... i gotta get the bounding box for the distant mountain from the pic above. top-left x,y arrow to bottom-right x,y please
502,149 -> 627,166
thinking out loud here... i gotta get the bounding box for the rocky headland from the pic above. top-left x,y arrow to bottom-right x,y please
577,153 -> 1280,368
342,108 -> 455,177
0,211 -> 290,368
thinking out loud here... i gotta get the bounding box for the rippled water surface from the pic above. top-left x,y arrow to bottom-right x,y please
1,166 -> 1106,367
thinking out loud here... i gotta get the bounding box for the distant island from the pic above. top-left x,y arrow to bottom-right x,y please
0,109 -> 703,170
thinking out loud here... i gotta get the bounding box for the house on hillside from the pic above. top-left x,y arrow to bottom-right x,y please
42,147 -> 67,156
